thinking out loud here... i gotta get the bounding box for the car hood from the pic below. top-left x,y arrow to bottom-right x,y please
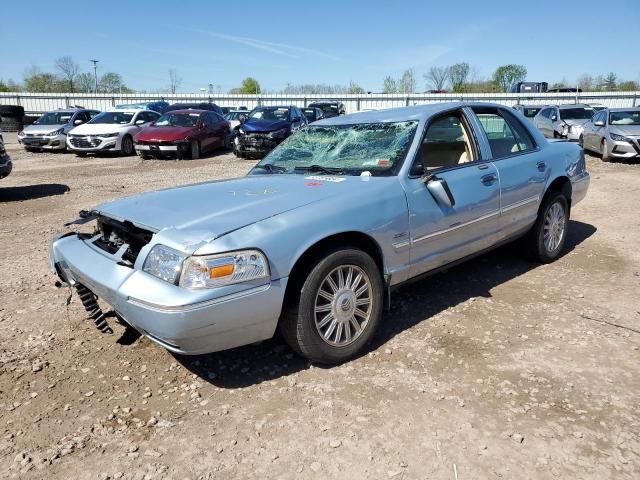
70,123 -> 130,135
611,125 -> 640,136
242,119 -> 289,133
23,124 -> 68,135
562,118 -> 590,127
94,174 -> 386,253
135,126 -> 195,142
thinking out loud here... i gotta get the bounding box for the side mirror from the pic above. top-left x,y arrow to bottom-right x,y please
424,174 -> 455,208
594,120 -> 605,127
74,119 -> 83,125
149,121 -> 156,127
551,115 -> 558,121
238,114 -> 246,123
135,119 -> 145,125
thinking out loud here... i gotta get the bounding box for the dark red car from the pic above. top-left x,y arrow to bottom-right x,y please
134,109 -> 230,159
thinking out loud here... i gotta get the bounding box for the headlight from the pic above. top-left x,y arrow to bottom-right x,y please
269,127 -> 289,139
180,250 -> 269,289
49,128 -> 65,136
569,125 -> 582,133
18,130 -> 24,136
143,244 -> 186,284
610,132 -> 630,142
98,132 -> 119,138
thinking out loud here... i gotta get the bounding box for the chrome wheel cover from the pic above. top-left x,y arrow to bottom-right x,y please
314,265 -> 372,347
543,202 -> 566,252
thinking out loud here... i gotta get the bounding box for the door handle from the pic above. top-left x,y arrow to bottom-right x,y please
478,164 -> 489,170
536,161 -> 546,171
481,174 -> 497,184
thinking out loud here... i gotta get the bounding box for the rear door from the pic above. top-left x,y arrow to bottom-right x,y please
471,106 -> 547,239
405,108 -> 501,276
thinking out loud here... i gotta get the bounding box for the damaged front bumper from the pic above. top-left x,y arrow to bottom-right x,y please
236,133 -> 282,156
49,229 -> 287,355
135,141 -> 188,158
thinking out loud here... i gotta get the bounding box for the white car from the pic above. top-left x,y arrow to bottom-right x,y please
66,109 -> 161,156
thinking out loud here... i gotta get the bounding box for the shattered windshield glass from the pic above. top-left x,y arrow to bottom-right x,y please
256,121 -> 418,176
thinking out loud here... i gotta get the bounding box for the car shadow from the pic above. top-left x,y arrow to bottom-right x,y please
0,183 -> 70,202
172,220 -> 596,389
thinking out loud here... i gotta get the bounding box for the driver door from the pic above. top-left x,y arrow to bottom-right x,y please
405,108 -> 501,277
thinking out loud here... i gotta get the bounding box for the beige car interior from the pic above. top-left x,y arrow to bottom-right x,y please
419,114 -> 474,171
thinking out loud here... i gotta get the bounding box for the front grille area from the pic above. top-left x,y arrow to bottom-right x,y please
93,216 -> 154,266
22,136 -> 49,146
69,136 -> 101,148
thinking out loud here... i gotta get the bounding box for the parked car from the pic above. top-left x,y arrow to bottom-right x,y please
234,105 -> 307,159
512,104 -> 543,119
532,104 -> 595,141
307,101 -> 346,118
17,108 -> 100,151
49,102 -> 589,364
511,82 -> 548,93
225,110 -> 248,130
114,101 -> 170,114
0,132 -> 12,179
301,107 -> 324,123
134,109 -> 230,160
547,87 -> 582,93
165,103 -> 223,116
580,108 -> 640,162
67,109 -> 161,156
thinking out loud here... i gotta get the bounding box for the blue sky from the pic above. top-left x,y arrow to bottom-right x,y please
2,0 -> 639,92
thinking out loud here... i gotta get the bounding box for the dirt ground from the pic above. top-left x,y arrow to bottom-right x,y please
0,132 -> 638,480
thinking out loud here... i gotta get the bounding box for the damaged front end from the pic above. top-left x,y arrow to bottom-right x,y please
51,212 -> 156,334
235,131 -> 285,158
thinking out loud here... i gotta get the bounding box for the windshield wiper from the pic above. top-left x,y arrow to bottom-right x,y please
253,163 -> 287,174
293,164 -> 346,175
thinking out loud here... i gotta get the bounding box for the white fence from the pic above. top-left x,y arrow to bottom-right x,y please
1,91 -> 638,115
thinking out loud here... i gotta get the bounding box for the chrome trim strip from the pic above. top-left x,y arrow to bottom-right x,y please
127,284 -> 271,312
412,210 -> 500,245
392,240 -> 410,250
501,195 -> 539,214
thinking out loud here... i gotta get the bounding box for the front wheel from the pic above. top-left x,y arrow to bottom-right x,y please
121,135 -> 134,156
524,192 -> 569,263
601,139 -> 610,162
279,248 -> 384,364
190,140 -> 200,159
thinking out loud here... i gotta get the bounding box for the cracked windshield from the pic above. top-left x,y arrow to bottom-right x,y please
257,121 -> 418,175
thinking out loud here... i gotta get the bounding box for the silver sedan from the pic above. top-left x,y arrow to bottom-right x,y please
580,108 -> 640,161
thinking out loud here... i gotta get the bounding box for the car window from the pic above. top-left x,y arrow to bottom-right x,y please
609,110 -> 640,126
89,111 -> 100,119
75,112 -> 90,123
412,112 -> 475,173
474,108 -> 535,158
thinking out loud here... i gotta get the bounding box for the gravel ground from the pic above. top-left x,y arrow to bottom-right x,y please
0,132 -> 639,480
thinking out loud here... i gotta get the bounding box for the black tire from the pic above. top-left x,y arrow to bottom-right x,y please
601,139 -> 610,162
121,135 -> 135,156
524,192 -> 569,263
279,248 -> 384,364
0,105 -> 25,117
138,153 -> 153,160
190,140 -> 200,159
75,152 -> 88,157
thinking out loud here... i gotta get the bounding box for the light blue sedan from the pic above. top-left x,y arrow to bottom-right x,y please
50,102 -> 589,364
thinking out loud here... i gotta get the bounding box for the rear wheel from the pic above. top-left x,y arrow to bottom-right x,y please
601,139 -> 610,162
190,140 -> 200,159
524,192 -> 569,263
279,248 -> 384,364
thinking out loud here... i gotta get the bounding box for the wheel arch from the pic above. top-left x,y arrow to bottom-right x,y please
283,231 -> 385,304
542,175 -> 572,212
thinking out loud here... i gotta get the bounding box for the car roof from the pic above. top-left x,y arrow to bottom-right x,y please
105,108 -> 151,114
309,100 -> 343,104
166,109 -> 206,115
557,104 -> 593,109
315,102 -> 471,125
608,107 -> 640,112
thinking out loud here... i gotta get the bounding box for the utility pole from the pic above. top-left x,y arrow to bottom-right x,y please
89,59 -> 99,94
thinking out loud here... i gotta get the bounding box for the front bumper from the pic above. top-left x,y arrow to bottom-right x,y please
0,155 -> 12,179
19,133 -> 66,150
67,135 -> 119,152
609,138 -> 640,159
237,133 -> 282,155
135,142 -> 185,157
50,234 -> 287,355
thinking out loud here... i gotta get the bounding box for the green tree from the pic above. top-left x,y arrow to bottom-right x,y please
618,80 -> 639,91
99,72 -> 125,93
448,62 -> 470,93
237,77 -> 261,94
24,66 -> 59,92
492,64 -> 527,92
398,69 -> 416,94
603,72 -> 617,91
382,76 -> 397,94
577,74 -> 593,92
76,72 -> 94,93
